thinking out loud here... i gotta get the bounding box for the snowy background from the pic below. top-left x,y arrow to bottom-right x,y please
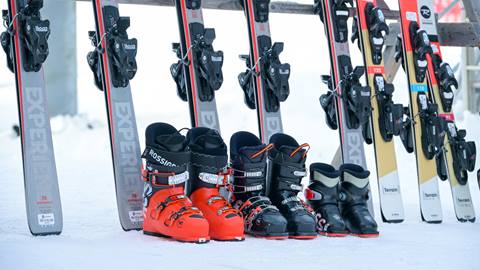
1,1 -> 479,269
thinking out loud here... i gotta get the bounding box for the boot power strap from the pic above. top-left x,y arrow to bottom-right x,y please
142,146 -> 190,167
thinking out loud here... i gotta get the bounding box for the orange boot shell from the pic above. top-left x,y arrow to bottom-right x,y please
143,186 -> 210,243
190,187 -> 244,241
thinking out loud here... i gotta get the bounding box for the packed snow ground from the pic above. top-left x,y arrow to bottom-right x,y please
1,2 -> 480,270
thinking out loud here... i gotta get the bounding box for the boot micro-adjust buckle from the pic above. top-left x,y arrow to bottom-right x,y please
165,206 -> 201,227
232,167 -> 265,178
198,169 -> 232,186
151,194 -> 187,220
143,169 -> 189,186
231,184 -> 264,193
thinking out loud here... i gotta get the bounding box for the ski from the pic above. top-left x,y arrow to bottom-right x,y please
1,0 -> 62,235
170,0 -> 223,131
418,0 -> 476,222
396,0 -> 442,223
87,0 -> 143,230
314,0 -> 374,215
351,0 -> 404,223
238,0 -> 290,143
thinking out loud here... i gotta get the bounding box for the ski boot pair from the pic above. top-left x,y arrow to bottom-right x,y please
229,132 -> 317,240
305,163 -> 379,238
142,123 -> 244,243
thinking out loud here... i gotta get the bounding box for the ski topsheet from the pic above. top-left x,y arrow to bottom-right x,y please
87,0 -> 143,230
238,0 -> 290,143
397,0 -> 442,223
418,0 -> 475,222
171,0 -> 223,131
1,0 -> 62,235
315,0 -> 374,215
352,0 -> 404,222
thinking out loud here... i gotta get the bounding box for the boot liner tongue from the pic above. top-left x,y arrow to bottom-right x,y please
155,133 -> 186,152
192,131 -> 226,156
239,145 -> 266,162
279,145 -> 305,163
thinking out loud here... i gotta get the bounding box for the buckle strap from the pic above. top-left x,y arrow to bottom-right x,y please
191,151 -> 228,171
231,184 -> 264,193
281,196 -> 300,205
232,166 -> 265,178
198,169 -> 232,186
275,179 -> 303,192
165,206 -> 201,227
275,163 -> 307,179
143,168 -> 189,186
244,204 -> 279,231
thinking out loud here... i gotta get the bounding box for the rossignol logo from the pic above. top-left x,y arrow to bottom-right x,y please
423,192 -> 438,199
123,43 -> 136,50
114,102 -> 142,187
420,6 -> 431,19
148,149 -> 177,167
35,26 -> 49,32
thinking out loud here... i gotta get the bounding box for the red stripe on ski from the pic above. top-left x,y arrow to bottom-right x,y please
439,113 -> 455,121
96,0 -> 115,149
324,0 -> 345,145
10,0 -> 25,147
367,66 -> 385,75
247,0 -> 266,142
180,0 -> 200,127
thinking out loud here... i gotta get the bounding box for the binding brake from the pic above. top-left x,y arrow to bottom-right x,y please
87,6 -> 138,90
1,0 -> 50,73
171,26 -> 224,102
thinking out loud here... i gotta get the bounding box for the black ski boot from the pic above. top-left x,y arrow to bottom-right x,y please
306,163 -> 348,237
229,131 -> 288,239
339,164 -> 379,237
268,133 -> 317,239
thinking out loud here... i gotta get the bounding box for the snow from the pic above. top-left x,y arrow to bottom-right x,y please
1,2 -> 480,270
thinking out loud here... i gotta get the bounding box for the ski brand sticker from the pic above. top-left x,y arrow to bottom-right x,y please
410,84 -> 428,92
420,6 -> 432,19
37,213 -> 55,226
406,12 -> 417,22
129,210 -> 143,223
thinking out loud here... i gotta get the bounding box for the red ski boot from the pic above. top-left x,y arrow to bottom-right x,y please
142,123 -> 209,243
187,127 -> 245,241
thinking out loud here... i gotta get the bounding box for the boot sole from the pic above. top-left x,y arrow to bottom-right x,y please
143,230 -> 210,244
211,236 -> 245,242
350,233 -> 380,238
289,234 -> 317,240
249,232 -> 289,240
319,232 -> 349,237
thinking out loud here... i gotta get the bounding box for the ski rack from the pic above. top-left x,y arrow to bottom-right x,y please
74,0 -> 480,83
75,0 -> 480,47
